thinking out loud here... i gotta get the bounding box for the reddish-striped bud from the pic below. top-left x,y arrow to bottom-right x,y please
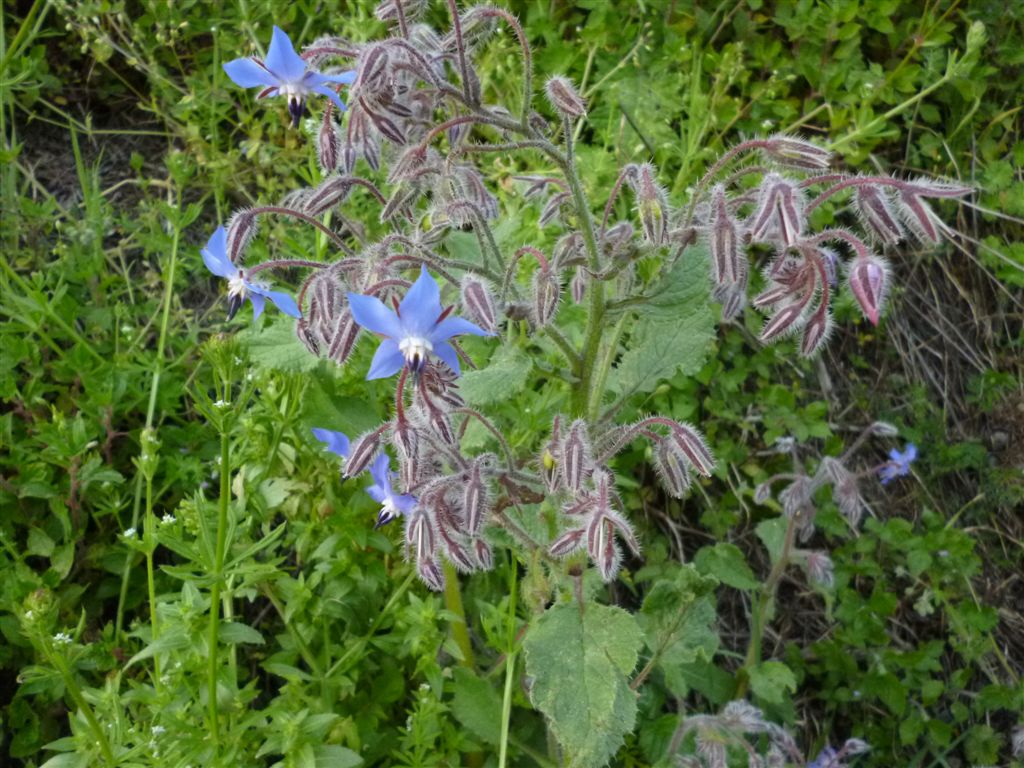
760,298 -> 809,343
669,423 -> 715,477
417,556 -> 445,591
799,306 -> 832,357
762,134 -> 831,170
304,177 -> 352,216
327,310 -> 361,366
539,191 -> 570,227
855,185 -> 903,245
460,273 -> 498,334
317,107 -> 340,172
896,189 -> 942,243
560,419 -> 592,492
627,163 -> 669,245
549,527 -> 586,558
344,429 -> 383,478
544,75 -> 587,119
750,174 -> 805,246
473,538 -> 493,571
570,266 -> 587,304
462,462 -> 488,535
847,255 -> 889,326
587,515 -> 621,582
226,209 -> 258,263
710,186 -> 744,287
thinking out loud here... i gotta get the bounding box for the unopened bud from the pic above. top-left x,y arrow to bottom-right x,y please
669,423 -> 715,477
709,185 -> 744,288
532,267 -> 560,327
549,527 -> 586,558
762,134 -> 831,170
560,419 -> 592,492
317,108 -> 340,172
847,255 -> 889,326
462,463 -> 488,536
653,439 -> 691,499
570,266 -> 586,304
417,556 -> 445,591
304,176 -> 352,216
750,174 -> 805,246
473,538 -> 493,570
344,429 -> 383,477
226,209 -> 258,263
544,75 -> 586,119
855,185 -> 903,245
460,274 -> 498,334
799,306 -> 832,357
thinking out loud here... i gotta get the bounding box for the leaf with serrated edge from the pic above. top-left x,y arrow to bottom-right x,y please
524,602 -> 643,767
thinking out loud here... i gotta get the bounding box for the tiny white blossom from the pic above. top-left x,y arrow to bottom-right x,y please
151,725 -> 166,736
124,528 -> 137,539
761,119 -> 774,129
53,632 -> 72,645
161,514 -> 177,525
213,399 -> 229,408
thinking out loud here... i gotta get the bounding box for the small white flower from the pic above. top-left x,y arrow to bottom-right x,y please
151,725 -> 166,736
25,610 -> 34,620
761,119 -> 774,129
161,514 -> 176,525
234,356 -> 243,365
53,632 -> 72,645
121,324 -> 134,335
141,453 -> 151,462
124,528 -> 137,539
213,399 -> 229,409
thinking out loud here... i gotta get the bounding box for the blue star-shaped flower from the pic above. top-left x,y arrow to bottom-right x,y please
367,453 -> 417,527
312,428 -> 350,460
223,26 -> 356,126
202,227 -> 300,320
347,266 -> 493,380
879,443 -> 917,485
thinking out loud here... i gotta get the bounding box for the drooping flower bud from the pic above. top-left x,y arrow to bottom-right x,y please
317,107 -> 341,172
544,75 -> 587,119
855,184 -> 904,245
531,266 -> 561,327
669,423 -> 716,477
226,209 -> 258,263
749,174 -> 806,246
539,191 -> 570,227
805,550 -> 834,588
560,419 -> 592,492
304,176 -> 353,216
473,538 -> 493,571
799,306 -> 832,357
709,185 -> 744,289
344,429 -> 384,478
417,556 -> 445,591
626,163 -> 669,245
847,255 -> 889,326
587,514 -> 621,582
549,527 -> 586,558
460,273 -> 498,334
761,134 -> 832,170
653,439 -> 691,499
462,462 -> 488,536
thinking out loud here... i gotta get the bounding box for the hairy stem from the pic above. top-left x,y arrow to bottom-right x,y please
207,424 -> 232,745
442,561 -> 476,668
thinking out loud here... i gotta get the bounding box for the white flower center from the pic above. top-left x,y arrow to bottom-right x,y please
227,272 -> 248,299
399,335 -> 433,369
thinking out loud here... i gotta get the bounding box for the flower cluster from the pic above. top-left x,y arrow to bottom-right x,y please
203,17 -> 959,601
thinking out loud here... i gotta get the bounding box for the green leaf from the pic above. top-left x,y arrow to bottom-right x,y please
694,543 -> 759,590
126,627 -> 191,667
312,745 -> 362,768
459,344 -> 532,407
39,754 -> 90,768
637,563 -> 720,697
450,667 -> 503,746
755,517 -> 788,564
608,247 -> 715,397
523,602 -> 643,767
748,661 -> 797,706
242,318 -> 319,373
219,621 -> 265,645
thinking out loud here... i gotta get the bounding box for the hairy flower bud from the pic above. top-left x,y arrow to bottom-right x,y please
317,108 -> 341,172
560,419 -> 592,492
753,482 -> 772,504
570,266 -> 587,304
799,306 -> 832,357
847,255 -> 889,326
709,185 -> 744,289
462,462 -> 488,535
750,174 -> 805,246
473,538 -> 493,570
460,273 -> 498,334
539,191 -> 570,227
762,134 -> 832,170
344,429 -> 383,478
549,527 -> 586,558
375,0 -> 428,23
417,556 -> 445,591
531,267 -> 560,327
226,209 -> 258,263
627,163 -> 669,245
327,310 -> 361,366
304,176 -> 353,216
544,75 -> 587,119
653,438 -> 691,498
669,423 -> 715,477
855,184 -> 904,245
805,550 -> 834,588
587,515 -> 621,582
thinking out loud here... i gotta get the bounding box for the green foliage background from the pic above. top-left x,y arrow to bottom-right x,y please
1,1 -> 1022,766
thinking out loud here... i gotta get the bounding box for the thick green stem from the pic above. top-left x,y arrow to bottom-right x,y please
207,427 -> 231,745
144,474 -> 161,684
442,561 -> 475,669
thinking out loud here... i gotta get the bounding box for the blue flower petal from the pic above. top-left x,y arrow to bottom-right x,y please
249,293 -> 267,320
432,315 -> 492,343
369,453 -> 391,492
347,293 -> 404,338
311,83 -> 347,112
223,57 -> 279,88
398,266 -> 442,335
264,26 -> 306,83
366,338 -> 405,380
201,227 -> 235,277
312,428 -> 350,459
366,484 -> 388,504
393,494 -> 418,514
317,70 -> 357,85
263,288 -> 301,318
433,341 -> 460,375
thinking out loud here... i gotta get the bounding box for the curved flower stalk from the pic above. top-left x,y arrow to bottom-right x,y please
224,26 -> 356,126
201,227 -> 300,320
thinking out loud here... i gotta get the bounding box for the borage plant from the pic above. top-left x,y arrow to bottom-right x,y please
198,4 -> 970,766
